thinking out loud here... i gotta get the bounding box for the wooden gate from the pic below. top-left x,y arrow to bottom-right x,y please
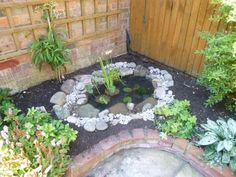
130,0 -> 226,75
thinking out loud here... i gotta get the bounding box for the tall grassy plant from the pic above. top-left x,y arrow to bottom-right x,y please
31,1 -> 70,81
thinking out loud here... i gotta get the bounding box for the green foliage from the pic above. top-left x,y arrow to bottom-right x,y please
197,31 -> 236,111
133,84 -> 149,95
85,84 -> 94,95
197,0 -> 236,111
123,87 -> 132,93
123,96 -> 132,104
0,88 -> 12,104
99,59 -> 121,95
0,90 -> 77,177
96,95 -> 110,105
211,0 -> 236,24
198,118 -> 236,172
154,100 -> 197,139
31,1 -> 70,82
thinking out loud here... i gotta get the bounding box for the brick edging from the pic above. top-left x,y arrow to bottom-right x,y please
66,128 -> 235,177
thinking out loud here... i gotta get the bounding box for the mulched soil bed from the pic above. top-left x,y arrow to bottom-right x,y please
13,52 -> 235,156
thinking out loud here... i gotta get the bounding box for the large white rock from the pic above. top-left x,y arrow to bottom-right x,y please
84,118 -> 96,132
96,120 -> 108,131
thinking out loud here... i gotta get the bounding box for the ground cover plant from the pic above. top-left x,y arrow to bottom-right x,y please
197,0 -> 236,111
0,88 -> 77,177
154,100 -> 197,139
198,118 -> 236,172
31,1 -> 70,82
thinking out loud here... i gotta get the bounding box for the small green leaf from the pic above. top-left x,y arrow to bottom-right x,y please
231,147 -> 236,157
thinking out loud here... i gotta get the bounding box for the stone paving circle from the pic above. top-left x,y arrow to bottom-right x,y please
50,62 -> 175,132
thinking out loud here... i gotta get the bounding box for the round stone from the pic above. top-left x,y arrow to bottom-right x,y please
127,103 -> 135,111
96,120 -> 108,131
60,79 -> 75,94
84,119 -> 96,132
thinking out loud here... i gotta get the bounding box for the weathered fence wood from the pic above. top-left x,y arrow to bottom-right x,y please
130,0 -> 227,75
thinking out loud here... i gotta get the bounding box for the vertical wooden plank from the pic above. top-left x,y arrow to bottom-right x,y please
94,0 -> 97,32
153,0 -> 167,59
179,0 -> 202,71
168,0 -> 186,67
80,0 -> 85,35
28,5 -> 36,39
159,0 -> 173,62
173,0 -> 193,69
65,1 -> 72,38
186,0 -> 208,73
5,7 -> 20,50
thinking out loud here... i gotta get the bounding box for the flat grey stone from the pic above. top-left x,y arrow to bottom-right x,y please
84,118 -> 96,132
74,75 -> 92,84
74,82 -> 85,91
99,109 -> 109,118
135,97 -> 157,112
133,65 -> 149,77
86,148 -> 203,177
77,104 -> 99,118
96,120 -> 108,131
127,62 -> 136,68
60,79 -> 75,94
67,116 -> 78,124
109,103 -> 129,115
50,92 -> 66,106
53,105 -> 70,120
152,78 -> 164,88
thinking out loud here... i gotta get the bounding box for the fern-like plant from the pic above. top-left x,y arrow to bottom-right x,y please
31,1 -> 70,81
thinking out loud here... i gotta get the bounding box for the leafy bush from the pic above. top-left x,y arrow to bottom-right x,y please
0,90 -> 77,177
154,100 -> 197,138
197,31 -> 236,111
198,118 -> 236,172
197,0 -> 236,111
123,96 -> 132,104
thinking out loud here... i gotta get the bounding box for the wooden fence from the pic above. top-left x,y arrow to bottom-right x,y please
0,0 -> 121,61
130,0 -> 227,75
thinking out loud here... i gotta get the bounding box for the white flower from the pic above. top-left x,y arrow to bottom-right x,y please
105,50 -> 112,55
51,139 -> 56,147
3,126 -> 8,132
0,131 -> 8,140
25,122 -> 33,129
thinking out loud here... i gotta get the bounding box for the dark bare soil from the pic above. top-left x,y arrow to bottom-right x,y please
13,53 -> 235,157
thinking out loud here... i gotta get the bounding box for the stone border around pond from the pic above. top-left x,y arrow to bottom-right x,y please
50,62 -> 175,132
65,129 -> 235,177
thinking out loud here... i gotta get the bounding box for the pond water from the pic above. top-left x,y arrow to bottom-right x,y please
87,76 -> 154,111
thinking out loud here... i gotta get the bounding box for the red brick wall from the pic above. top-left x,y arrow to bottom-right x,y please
0,0 -> 130,93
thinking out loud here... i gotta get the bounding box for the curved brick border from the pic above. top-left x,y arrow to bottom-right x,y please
66,129 -> 235,177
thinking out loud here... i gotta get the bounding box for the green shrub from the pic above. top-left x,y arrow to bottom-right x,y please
197,0 -> 236,111
198,118 -> 236,172
154,100 -> 197,139
0,90 -> 77,177
197,31 -> 236,111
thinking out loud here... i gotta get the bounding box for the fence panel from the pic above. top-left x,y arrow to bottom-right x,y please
0,0 -> 121,61
130,0 -> 226,75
